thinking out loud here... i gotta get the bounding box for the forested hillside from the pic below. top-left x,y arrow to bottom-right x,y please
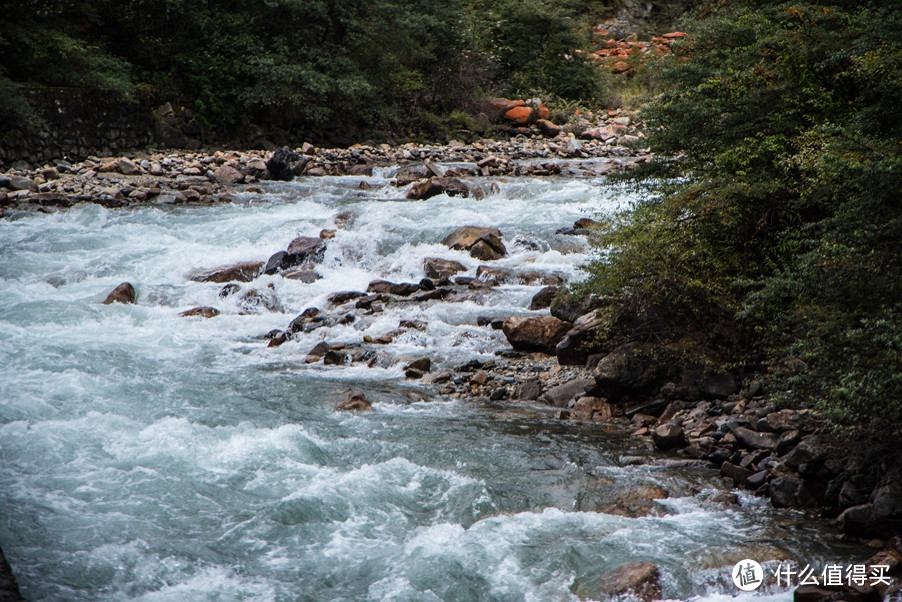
0,0 -> 648,141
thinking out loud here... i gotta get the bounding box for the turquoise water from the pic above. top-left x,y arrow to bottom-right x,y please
0,172 -> 862,600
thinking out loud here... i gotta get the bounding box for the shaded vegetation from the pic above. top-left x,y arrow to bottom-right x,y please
0,0 -> 607,140
581,0 -> 902,436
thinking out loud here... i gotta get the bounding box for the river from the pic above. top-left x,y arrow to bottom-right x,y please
0,165 -> 866,600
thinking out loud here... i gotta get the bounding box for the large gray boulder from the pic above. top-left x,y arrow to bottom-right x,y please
538,378 -> 594,408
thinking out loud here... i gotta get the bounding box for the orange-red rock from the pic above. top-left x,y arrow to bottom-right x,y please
535,103 -> 551,121
663,31 -> 686,39
504,106 -> 534,125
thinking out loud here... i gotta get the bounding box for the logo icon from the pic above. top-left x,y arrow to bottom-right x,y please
732,559 -> 764,591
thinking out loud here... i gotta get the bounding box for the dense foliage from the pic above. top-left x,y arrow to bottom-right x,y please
582,0 -> 902,436
0,0 -> 604,139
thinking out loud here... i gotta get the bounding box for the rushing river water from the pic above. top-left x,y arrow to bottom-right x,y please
0,166 -> 866,600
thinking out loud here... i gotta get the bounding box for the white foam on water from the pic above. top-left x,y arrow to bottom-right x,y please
0,173 -> 863,600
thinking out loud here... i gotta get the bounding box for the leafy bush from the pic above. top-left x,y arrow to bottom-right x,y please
581,0 -> 902,437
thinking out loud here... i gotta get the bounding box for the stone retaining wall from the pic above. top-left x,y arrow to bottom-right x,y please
0,87 -> 155,168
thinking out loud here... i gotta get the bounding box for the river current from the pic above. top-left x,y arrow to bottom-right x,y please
0,167 -> 865,600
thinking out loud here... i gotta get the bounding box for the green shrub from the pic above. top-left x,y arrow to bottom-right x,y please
581,0 -> 902,437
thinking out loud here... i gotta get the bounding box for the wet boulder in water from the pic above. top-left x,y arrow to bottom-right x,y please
596,484 -> 668,518
837,482 -> 902,537
288,307 -> 323,333
392,165 -> 431,186
264,237 -> 326,275
442,226 -> 507,261
102,282 -> 136,305
305,342 -> 332,363
265,147 -> 311,180
598,561 -> 662,602
405,177 -> 470,200
366,279 -> 420,296
263,251 -> 291,275
323,349 -> 349,366
501,315 -> 572,354
334,389 -> 373,412
328,291 -> 367,307
529,285 -> 559,310
423,257 -> 467,280
281,268 -> 321,283
189,261 -> 264,283
404,357 -> 432,379
178,306 -> 219,318
287,236 -> 327,259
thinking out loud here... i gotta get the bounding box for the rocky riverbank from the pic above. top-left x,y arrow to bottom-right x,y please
0,107 -> 648,217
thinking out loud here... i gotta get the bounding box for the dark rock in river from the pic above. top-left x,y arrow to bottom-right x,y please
406,177 -> 470,200
281,268 -> 321,283
404,357 -> 432,379
549,289 -> 605,323
178,306 -> 219,318
0,543 -> 24,602
442,226 -> 507,261
328,291 -> 367,307
189,261 -> 264,283
264,237 -> 326,275
423,257 -> 467,280
529,285 -> 559,310
334,389 -> 373,412
367,279 -> 420,296
102,282 -> 136,305
769,475 -> 824,509
502,315 -> 572,354
266,147 -> 311,180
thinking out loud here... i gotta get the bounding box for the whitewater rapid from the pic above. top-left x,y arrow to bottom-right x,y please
0,170 -> 862,600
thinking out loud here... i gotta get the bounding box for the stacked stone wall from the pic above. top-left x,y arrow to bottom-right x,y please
0,87 -> 155,167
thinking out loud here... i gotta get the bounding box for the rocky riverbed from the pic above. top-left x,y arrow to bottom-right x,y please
3,131 -> 901,600
0,106 -> 648,217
